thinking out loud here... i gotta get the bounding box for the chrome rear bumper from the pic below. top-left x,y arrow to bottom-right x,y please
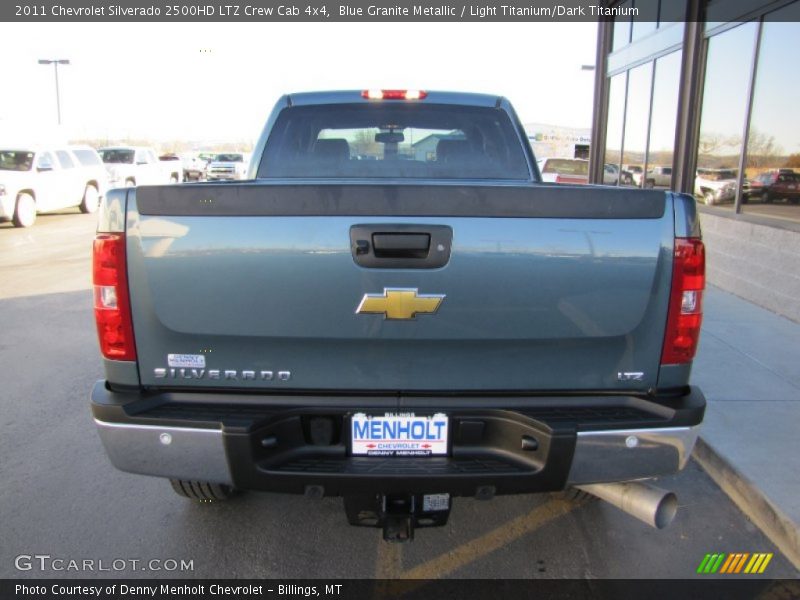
95,420 -> 233,485
94,417 -> 700,489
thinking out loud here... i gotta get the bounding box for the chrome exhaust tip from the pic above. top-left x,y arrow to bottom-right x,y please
576,481 -> 678,529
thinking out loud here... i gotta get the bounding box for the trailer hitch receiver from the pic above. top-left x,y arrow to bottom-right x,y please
344,493 -> 451,542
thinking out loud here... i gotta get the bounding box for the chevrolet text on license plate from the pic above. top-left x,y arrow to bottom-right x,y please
351,413 -> 448,456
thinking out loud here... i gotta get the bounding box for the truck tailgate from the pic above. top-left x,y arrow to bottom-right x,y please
126,183 -> 672,392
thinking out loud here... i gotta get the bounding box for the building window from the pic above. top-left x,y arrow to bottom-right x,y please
694,21 -> 758,208
631,0 -> 658,41
741,5 -> 800,221
603,73 -> 627,184
612,1 -> 633,51
645,50 -> 682,189
620,62 -> 653,187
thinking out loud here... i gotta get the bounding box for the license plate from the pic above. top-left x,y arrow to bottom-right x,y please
351,413 -> 449,456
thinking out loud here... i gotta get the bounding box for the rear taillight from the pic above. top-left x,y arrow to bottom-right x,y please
361,89 -> 428,100
661,238 -> 705,365
93,233 -> 136,361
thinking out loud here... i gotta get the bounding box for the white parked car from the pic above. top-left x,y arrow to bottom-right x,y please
0,146 -> 107,227
603,163 -> 619,185
623,164 -> 644,187
537,157 -> 589,184
206,152 -> 250,181
99,146 -> 181,188
644,166 -> 673,189
694,168 -> 737,205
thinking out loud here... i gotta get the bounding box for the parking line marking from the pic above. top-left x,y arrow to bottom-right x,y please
399,497 -> 580,580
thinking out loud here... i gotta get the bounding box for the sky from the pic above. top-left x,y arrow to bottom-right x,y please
0,22 -> 598,147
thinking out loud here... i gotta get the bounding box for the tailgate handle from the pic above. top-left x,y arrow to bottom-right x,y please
350,225 -> 452,269
372,233 -> 430,258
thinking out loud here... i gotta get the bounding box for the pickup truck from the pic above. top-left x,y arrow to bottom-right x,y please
99,146 -> 182,188
694,168 -> 737,205
90,90 -> 706,541
181,151 -> 218,181
206,152 -> 250,181
644,166 -> 673,189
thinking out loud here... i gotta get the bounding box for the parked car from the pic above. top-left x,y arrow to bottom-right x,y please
644,166 -> 673,189
742,170 -> 800,204
623,164 -> 644,186
619,168 -> 634,185
694,168 -> 737,205
99,146 -> 181,188
181,151 -> 218,181
0,146 -> 107,227
537,157 -> 588,184
603,163 -> 619,185
206,152 -> 250,181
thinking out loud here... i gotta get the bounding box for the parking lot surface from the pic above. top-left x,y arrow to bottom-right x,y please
1,211 -> 797,579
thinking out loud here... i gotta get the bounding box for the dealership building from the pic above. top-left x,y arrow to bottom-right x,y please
589,0 -> 800,322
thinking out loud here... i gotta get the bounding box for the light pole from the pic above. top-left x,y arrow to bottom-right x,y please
38,59 -> 70,125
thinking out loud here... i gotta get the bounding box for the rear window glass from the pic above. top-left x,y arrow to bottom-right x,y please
216,153 -> 244,162
258,104 -> 531,180
101,149 -> 134,164
73,149 -> 102,166
0,151 -> 34,171
541,159 -> 588,175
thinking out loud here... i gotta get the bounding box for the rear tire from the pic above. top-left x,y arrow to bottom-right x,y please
761,191 -> 772,204
703,190 -> 716,206
170,479 -> 236,502
169,174 -> 179,184
12,193 -> 36,227
125,179 -> 136,188
79,185 -> 99,214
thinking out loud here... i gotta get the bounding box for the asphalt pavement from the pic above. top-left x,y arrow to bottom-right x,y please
1,210 -> 797,580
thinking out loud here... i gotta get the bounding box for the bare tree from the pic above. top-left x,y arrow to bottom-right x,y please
745,129 -> 783,169
697,131 -> 727,157
351,130 -> 380,158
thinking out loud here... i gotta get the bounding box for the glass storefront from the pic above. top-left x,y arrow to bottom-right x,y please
601,0 -> 800,225
741,3 -> 800,222
620,62 -> 652,187
604,73 -> 627,185
602,50 -> 681,190
695,22 -> 757,208
646,50 -> 682,190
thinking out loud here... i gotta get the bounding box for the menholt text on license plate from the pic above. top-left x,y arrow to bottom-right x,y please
351,413 -> 449,456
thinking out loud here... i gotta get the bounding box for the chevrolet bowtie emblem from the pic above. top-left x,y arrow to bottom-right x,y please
356,288 -> 445,320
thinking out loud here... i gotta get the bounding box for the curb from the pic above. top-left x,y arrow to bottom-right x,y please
693,436 -> 800,571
